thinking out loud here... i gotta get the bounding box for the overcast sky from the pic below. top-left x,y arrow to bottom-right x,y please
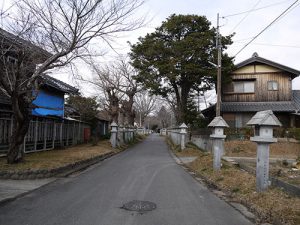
2,0 -> 300,98
104,0 -> 300,87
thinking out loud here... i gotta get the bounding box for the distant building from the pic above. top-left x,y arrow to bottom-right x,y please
203,53 -> 300,128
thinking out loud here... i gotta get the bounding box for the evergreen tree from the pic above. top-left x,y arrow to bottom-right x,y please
130,14 -> 234,123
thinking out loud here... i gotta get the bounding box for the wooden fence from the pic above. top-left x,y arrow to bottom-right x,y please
0,117 -> 90,155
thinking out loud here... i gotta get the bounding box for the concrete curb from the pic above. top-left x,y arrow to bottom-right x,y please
0,179 -> 54,207
0,151 -> 120,206
0,151 -> 115,180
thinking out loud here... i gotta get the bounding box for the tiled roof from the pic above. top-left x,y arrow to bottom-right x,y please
40,74 -> 78,94
292,90 -> 300,109
96,111 -> 110,122
221,90 -> 300,113
0,28 -> 51,59
0,75 -> 78,105
64,105 -> 80,116
221,101 -> 297,112
235,52 -> 300,79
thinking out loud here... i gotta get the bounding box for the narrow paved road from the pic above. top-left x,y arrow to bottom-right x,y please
0,135 -> 252,225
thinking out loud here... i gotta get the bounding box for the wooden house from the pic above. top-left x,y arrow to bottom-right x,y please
0,28 -> 90,154
203,53 -> 300,128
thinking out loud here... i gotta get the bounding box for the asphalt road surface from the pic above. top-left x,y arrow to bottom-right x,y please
0,134 -> 253,225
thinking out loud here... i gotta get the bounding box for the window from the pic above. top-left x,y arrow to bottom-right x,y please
268,81 -> 278,91
233,81 -> 254,93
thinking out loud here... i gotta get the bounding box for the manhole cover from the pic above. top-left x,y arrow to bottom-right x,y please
121,200 -> 157,212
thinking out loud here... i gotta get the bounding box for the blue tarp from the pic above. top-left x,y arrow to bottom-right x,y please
32,89 -> 64,117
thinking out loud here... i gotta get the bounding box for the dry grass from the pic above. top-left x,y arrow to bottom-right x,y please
0,140 -> 114,172
0,134 -> 147,173
225,140 -> 300,159
168,139 -> 300,225
240,161 -> 300,187
166,138 -> 202,157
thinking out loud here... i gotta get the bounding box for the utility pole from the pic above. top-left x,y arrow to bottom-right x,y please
216,13 -> 222,117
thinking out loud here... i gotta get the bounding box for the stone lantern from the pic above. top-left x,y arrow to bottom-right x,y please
110,122 -> 118,148
179,123 -> 188,151
247,110 -> 282,192
208,116 -> 229,170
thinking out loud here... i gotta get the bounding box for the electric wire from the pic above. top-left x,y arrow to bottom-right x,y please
234,42 -> 300,48
272,1 -> 300,24
234,0 -> 299,57
223,0 -> 293,18
229,0 -> 262,33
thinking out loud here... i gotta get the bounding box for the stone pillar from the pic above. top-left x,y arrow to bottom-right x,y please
212,139 -> 223,170
110,122 -> 118,148
256,143 -> 270,192
179,123 -> 188,151
208,117 -> 229,171
247,110 -> 282,192
122,126 -> 126,144
131,127 -> 134,140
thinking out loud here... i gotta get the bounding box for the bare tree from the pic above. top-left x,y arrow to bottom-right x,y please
0,0 -> 145,163
89,56 -> 141,126
134,91 -> 156,126
89,63 -> 124,123
117,58 -> 141,126
156,105 -> 172,128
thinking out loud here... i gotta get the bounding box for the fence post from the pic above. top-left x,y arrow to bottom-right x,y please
44,121 -> 47,150
60,123 -> 63,147
110,122 -> 118,148
34,120 -> 38,151
78,123 -> 81,143
10,116 -> 13,136
52,122 -> 56,149
179,123 -> 188,150
66,123 -> 69,146
208,117 -> 229,171
23,135 -> 26,153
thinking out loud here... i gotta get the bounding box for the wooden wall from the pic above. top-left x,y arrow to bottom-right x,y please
222,64 -> 292,102
223,112 -> 292,128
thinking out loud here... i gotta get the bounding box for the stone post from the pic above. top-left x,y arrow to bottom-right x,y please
123,126 -> 127,143
110,122 -> 118,148
117,125 -> 125,146
247,110 -> 282,192
208,117 -> 229,171
179,123 -> 188,151
131,127 -> 135,140
256,143 -> 270,192
127,126 -> 132,142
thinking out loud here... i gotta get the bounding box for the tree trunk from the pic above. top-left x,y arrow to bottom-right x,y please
123,93 -> 135,126
128,110 -> 135,126
174,87 -> 189,124
107,92 -> 119,124
7,94 -> 30,164
110,105 -> 119,124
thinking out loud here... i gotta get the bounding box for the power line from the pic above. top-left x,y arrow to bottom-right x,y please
223,0 -> 293,18
234,42 -> 300,48
234,0 -> 299,57
229,0 -> 262,33
273,1 -> 300,23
